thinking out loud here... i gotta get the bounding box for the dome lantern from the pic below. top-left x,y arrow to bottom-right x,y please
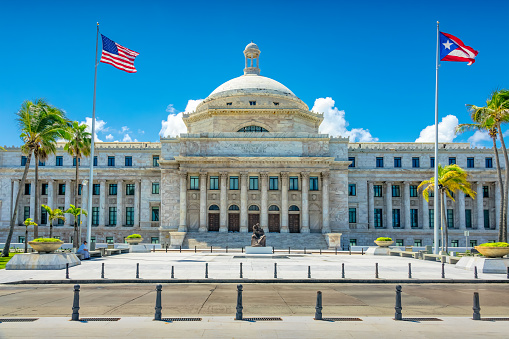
244,41 -> 260,75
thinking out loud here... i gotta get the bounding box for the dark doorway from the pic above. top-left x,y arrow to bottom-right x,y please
228,213 -> 240,232
289,214 -> 300,233
208,213 -> 219,231
248,214 -> 260,232
268,214 -> 280,233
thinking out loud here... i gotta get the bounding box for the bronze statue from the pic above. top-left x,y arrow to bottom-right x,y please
251,223 -> 266,247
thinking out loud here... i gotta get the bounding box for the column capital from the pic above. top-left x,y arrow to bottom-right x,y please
220,171 -> 228,180
260,172 -> 269,180
98,179 -> 106,184
240,171 -> 249,180
199,171 -> 208,179
179,171 -> 188,179
280,171 -> 289,180
300,171 -> 310,179
47,179 -> 54,183
321,171 -> 330,180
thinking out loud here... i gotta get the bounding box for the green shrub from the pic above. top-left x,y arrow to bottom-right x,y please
478,242 -> 509,247
126,234 -> 142,239
376,237 -> 392,241
32,238 -> 62,243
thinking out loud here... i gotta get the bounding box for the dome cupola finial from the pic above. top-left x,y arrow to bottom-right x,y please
244,42 -> 260,75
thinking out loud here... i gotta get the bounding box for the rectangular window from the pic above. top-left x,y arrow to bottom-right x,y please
249,101 -> 256,105
412,157 -> 420,168
152,207 -> 159,221
396,239 -> 404,246
394,157 -> 401,168
19,236 -> 26,243
73,157 -> 80,167
108,156 -> 115,166
151,237 -> 160,244
349,157 -> 355,168
249,176 -> 259,190
392,209 -> 401,228
451,240 -> 459,247
392,185 -> 400,197
449,157 -> 456,165
467,157 -> 474,168
289,176 -> 299,190
210,176 -> 219,190
92,207 -> 99,226
109,207 -> 117,226
190,176 -> 199,190
56,156 -> 63,166
470,240 -> 477,247
374,185 -> 383,197
58,184 -> 65,195
93,156 -> 98,166
465,209 -> 472,228
376,157 -> 384,168
93,184 -> 100,195
430,157 -> 435,168
485,157 -> 493,168
348,184 -> 356,196
229,176 -> 239,190
414,239 -> 422,247
152,155 -> 159,167
349,208 -> 356,223
484,209 -> 490,229
57,206 -> 64,225
24,183 -> 31,195
106,237 -> 114,244
410,185 -> 418,197
269,177 -> 278,190
126,207 -> 134,225
41,183 -> 48,195
109,184 -> 117,195
39,160 -> 45,166
411,209 -> 419,228
447,209 -> 454,228
91,236 -> 96,243
24,206 -> 30,221
429,209 -> 434,228
126,184 -> 135,195
21,156 -> 27,166
152,182 -> 160,194
374,209 -> 383,228
40,207 -> 47,224
350,239 -> 357,246
309,177 -> 318,191
125,156 -> 132,167
483,186 -> 489,198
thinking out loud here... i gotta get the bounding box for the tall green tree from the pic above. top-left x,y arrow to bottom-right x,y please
2,99 -> 67,257
41,205 -> 65,238
418,164 -> 476,253
65,204 -> 88,248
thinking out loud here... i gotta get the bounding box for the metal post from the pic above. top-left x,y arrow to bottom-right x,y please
165,244 -> 168,253
473,292 -> 481,320
308,266 -> 311,279
474,266 -> 478,279
288,247 -> 290,254
153,245 -> 156,252
304,247 -> 306,254
375,263 -> 379,279
226,246 -> 228,253
240,262 -> 243,278
66,263 -> 69,279
362,248 -> 364,255
274,263 -> 277,278
171,266 -> 174,279
433,21 -> 440,254
349,246 -> 351,255
71,284 -> 80,321
342,263 -> 345,278
320,249 -> 322,255
441,263 -> 445,279
395,285 -> 402,320
408,263 -> 412,279
101,263 -> 104,279
507,267 -> 509,279
179,245 -> 181,253
236,284 -> 243,320
154,284 -> 162,321
335,247 -> 337,255
314,291 -> 323,320
205,263 -> 208,278
195,246 -> 196,253
136,263 -> 139,279
272,247 -> 274,254
211,246 -> 212,253
242,247 -> 244,253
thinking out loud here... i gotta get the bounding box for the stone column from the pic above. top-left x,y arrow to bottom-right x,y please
199,172 -> 208,232
422,192 -> 429,229
495,181 -> 501,230
458,188 -> 466,229
12,180 -> 19,224
81,182 -> 88,229
64,180 -> 72,226
301,172 -> 310,233
240,172 -> 248,233
260,172 -> 269,233
134,179 -> 140,227
321,171 -> 330,233
99,180 -> 106,227
368,182 -> 374,228
219,172 -> 228,232
117,180 -> 124,226
385,182 -> 392,229
178,171 -> 187,232
280,172 -> 289,233
47,180 -> 54,210
476,182 -> 484,229
29,181 -> 35,220
403,182 -> 411,229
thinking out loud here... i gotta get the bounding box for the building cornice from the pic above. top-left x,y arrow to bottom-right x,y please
174,156 -> 336,164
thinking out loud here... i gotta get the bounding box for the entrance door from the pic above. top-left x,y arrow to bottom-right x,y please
289,214 -> 300,233
248,214 -> 260,232
208,213 -> 219,231
228,213 -> 240,232
268,214 -> 280,233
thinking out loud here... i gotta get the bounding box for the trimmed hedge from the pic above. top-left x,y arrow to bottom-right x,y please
126,234 -> 142,239
376,237 -> 392,241
478,242 -> 509,247
32,238 -> 62,243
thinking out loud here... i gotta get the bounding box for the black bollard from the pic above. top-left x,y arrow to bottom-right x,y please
136,263 -> 140,279
342,263 -> 345,278
101,263 -> 105,279
272,247 -> 274,254
474,266 -> 478,279
362,248 -> 364,255
375,263 -> 379,279
320,249 -> 322,255
154,284 -> 162,321
226,246 -> 228,253
205,263 -> 208,278
236,284 -> 243,320
408,263 -> 412,279
240,263 -> 243,279
171,266 -> 174,279
71,284 -> 80,321
242,247 -> 244,253
507,267 -> 509,279
473,292 -> 481,320
195,246 -> 197,253
304,247 -> 306,254
66,263 -> 69,279
153,245 -> 156,252
342,244 -> 345,251
395,285 -> 402,320
335,247 -> 337,255
165,244 -> 168,253
349,246 -> 351,255
274,263 -> 277,278
441,263 -> 445,279
308,266 -> 311,279
314,291 -> 323,320
179,245 -> 181,253
289,247 -> 291,254
211,246 -> 213,253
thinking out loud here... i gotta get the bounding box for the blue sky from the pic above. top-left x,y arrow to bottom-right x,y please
1,0 -> 508,147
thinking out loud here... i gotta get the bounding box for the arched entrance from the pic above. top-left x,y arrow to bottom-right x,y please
208,205 -> 220,231
268,205 -> 280,232
289,205 -> 300,233
248,205 -> 260,232
228,205 -> 240,232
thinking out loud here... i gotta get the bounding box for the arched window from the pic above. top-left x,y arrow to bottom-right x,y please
209,205 -> 219,210
229,205 -> 240,211
289,205 -> 300,211
248,205 -> 260,211
269,205 -> 280,211
237,125 -> 269,132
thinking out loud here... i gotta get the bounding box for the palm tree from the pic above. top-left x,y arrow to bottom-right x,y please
65,204 -> 88,248
2,99 -> 67,257
23,218 -> 37,253
418,164 -> 476,253
41,205 -> 66,238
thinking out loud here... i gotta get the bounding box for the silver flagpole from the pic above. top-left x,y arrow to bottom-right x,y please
87,22 -> 100,247
433,21 -> 440,254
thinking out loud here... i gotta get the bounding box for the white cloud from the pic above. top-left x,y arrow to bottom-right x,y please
120,126 -> 129,133
159,99 -> 203,138
468,130 -> 491,147
313,97 -> 378,142
105,134 -> 114,141
82,117 -> 107,142
137,129 -> 145,134
122,134 -> 132,142
415,115 -> 459,142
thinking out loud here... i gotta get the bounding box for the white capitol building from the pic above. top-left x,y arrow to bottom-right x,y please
0,43 -> 502,249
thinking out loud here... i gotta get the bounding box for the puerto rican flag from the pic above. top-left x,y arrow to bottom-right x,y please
440,32 -> 478,66
100,35 -> 139,73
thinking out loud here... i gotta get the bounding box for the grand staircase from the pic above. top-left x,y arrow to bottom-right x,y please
182,232 -> 329,250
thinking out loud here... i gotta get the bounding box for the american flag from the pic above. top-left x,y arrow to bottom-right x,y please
100,34 -> 139,73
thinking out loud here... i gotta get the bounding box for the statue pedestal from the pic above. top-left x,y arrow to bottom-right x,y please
6,253 -> 81,270
245,246 -> 273,254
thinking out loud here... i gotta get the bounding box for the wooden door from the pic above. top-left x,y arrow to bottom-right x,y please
248,214 -> 260,232
289,214 -> 300,233
268,214 -> 280,233
208,213 -> 219,231
228,213 -> 240,232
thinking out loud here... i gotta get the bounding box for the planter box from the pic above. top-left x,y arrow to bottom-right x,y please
374,240 -> 394,247
28,241 -> 64,253
475,246 -> 509,258
126,238 -> 143,245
